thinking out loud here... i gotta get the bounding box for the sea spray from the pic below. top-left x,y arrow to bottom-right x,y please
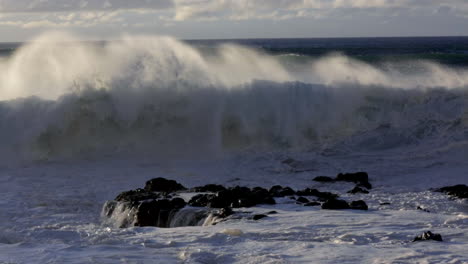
0,32 -> 467,163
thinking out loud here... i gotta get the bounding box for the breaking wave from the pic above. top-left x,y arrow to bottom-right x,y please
0,32 -> 467,162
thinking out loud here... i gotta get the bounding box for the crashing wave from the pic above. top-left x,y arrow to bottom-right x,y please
0,32 -> 467,162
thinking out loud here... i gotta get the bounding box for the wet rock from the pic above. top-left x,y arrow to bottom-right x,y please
350,200 -> 368,210
413,231 -> 443,242
144,178 -> 187,193
134,198 -> 186,227
380,202 -> 391,206
188,194 -> 215,207
216,207 -> 234,218
296,188 -> 339,201
190,187 -> 276,209
347,186 -> 369,194
313,176 -> 335,182
191,184 -> 227,193
304,202 -> 321,206
417,206 -> 430,213
336,172 -> 372,189
269,185 -> 296,197
252,214 -> 268,221
336,172 -> 368,183
115,188 -> 161,203
321,199 -> 350,210
435,184 -> 468,199
266,211 -> 278,215
296,197 -> 310,204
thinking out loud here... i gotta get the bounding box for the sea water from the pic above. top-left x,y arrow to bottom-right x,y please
0,32 -> 467,263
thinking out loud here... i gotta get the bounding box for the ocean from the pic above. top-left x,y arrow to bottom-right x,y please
0,32 -> 467,263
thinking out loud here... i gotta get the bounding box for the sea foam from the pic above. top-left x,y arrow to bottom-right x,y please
0,32 -> 467,163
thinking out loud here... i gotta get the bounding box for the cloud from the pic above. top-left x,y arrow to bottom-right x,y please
0,0 -> 173,13
172,0 -> 468,21
0,0 -> 467,30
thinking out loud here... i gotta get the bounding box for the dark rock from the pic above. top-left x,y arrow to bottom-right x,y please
413,231 -> 443,242
296,197 -> 310,204
336,172 -> 372,189
144,178 -> 186,193
336,172 -> 368,183
304,202 -> 321,206
313,176 -> 335,182
236,186 -> 276,208
350,200 -> 368,210
296,188 -> 339,201
321,199 -> 350,210
269,185 -> 296,197
266,211 -> 278,215
435,184 -> 468,199
252,214 -> 268,220
191,184 -> 227,193
380,202 -> 391,205
171,197 -> 187,209
347,186 -> 369,194
216,207 -> 234,218
134,199 -> 181,227
115,188 -> 160,203
417,206 -> 430,213
190,186 -> 276,209
188,194 -> 215,207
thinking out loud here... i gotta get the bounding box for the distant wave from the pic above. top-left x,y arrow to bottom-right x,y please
0,32 -> 467,162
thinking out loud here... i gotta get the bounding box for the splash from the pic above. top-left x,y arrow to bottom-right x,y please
0,31 -> 467,162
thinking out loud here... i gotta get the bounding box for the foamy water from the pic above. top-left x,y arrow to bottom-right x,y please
0,32 -> 467,263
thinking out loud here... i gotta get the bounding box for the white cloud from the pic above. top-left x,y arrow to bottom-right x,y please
173,0 -> 468,21
0,0 -> 173,13
0,0 -> 467,30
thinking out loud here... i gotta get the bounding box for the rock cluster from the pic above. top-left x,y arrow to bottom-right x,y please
103,174 -> 371,228
435,184 -> 468,199
413,231 -> 443,242
313,172 -> 372,194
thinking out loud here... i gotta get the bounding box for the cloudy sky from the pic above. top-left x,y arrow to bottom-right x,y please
0,0 -> 467,41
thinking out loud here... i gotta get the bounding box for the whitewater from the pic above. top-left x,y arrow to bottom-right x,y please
0,32 -> 467,263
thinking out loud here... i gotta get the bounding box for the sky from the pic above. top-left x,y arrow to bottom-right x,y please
0,0 -> 467,41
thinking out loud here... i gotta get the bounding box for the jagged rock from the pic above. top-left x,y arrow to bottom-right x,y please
144,178 -> 187,193
115,188 -> 161,203
189,186 -> 275,209
296,196 -> 310,204
350,200 -> 368,210
413,231 -> 443,242
134,198 -> 186,227
435,184 -> 468,199
304,201 -> 321,206
296,188 -> 339,201
253,214 -> 268,220
313,176 -> 335,182
321,199 -> 350,210
188,194 -> 215,207
269,185 -> 296,197
191,184 -> 227,193
347,186 -> 369,194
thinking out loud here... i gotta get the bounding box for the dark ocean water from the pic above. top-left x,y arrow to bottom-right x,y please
188,37 -> 468,66
2,37 -> 468,66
